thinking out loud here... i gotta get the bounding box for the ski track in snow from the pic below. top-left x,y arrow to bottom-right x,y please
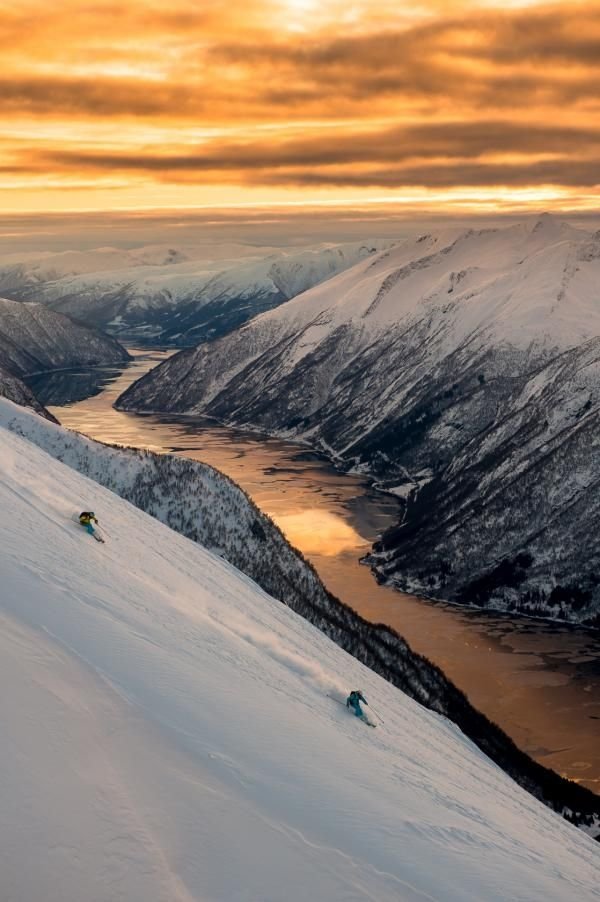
0,400 -> 599,901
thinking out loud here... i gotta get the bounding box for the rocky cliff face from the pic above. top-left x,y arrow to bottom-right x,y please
116,216 -> 600,624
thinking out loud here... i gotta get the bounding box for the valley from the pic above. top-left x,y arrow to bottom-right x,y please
36,350 -> 600,791
116,218 -> 600,625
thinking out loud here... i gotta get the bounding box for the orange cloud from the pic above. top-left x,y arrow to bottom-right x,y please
0,1 -> 598,214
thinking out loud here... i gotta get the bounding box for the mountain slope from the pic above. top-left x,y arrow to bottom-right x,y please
1,407 -> 599,901
117,216 -> 600,623
0,364 -> 58,421
369,339 -> 600,620
0,296 -> 130,377
3,242 -> 390,345
3,397 -> 599,837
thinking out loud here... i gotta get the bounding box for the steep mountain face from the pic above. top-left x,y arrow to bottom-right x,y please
0,365 -> 58,422
2,405 -> 600,900
369,340 -> 600,623
2,241 -> 390,345
3,398 -> 600,839
117,215 -> 600,624
0,296 -> 130,377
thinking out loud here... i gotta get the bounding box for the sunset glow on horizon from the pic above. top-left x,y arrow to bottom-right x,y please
1,0 -> 599,217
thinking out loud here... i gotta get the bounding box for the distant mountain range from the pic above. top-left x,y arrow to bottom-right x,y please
0,241 -> 391,345
116,215 -> 600,625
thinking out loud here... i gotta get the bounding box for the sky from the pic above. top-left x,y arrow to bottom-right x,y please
1,0 -> 599,225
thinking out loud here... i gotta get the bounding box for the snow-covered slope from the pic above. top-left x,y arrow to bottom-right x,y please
0,296 -> 130,377
1,404 -> 599,901
117,215 -> 600,623
4,398 -> 600,839
2,241 -> 391,345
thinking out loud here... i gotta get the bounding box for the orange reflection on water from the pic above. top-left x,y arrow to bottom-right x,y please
276,509 -> 365,556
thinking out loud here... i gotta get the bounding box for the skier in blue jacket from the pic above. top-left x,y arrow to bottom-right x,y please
346,689 -> 368,717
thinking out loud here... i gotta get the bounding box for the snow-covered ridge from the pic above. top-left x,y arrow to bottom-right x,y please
0,296 -> 130,377
0,241 -> 278,276
1,240 -> 393,345
1,400 -> 599,900
3,398 -> 600,841
116,215 -> 600,623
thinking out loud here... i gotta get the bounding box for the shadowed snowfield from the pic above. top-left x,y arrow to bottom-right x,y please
1,398 -> 599,901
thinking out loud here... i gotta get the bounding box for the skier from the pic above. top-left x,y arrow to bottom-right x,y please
346,689 -> 368,718
79,510 -> 99,538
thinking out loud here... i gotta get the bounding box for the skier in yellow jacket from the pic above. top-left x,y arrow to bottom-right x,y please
79,511 -> 99,538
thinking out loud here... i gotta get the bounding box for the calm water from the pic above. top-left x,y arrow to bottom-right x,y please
40,349 -> 600,791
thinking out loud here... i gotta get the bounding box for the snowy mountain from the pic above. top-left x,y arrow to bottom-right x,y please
0,243 -> 201,288
4,398 -> 600,841
0,296 -> 130,377
2,241 -> 391,345
1,400 -> 599,901
117,215 -> 600,624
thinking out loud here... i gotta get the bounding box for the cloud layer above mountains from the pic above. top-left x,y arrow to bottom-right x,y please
2,0 -> 599,215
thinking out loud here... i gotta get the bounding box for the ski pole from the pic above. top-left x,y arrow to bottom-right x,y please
368,704 -> 385,724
